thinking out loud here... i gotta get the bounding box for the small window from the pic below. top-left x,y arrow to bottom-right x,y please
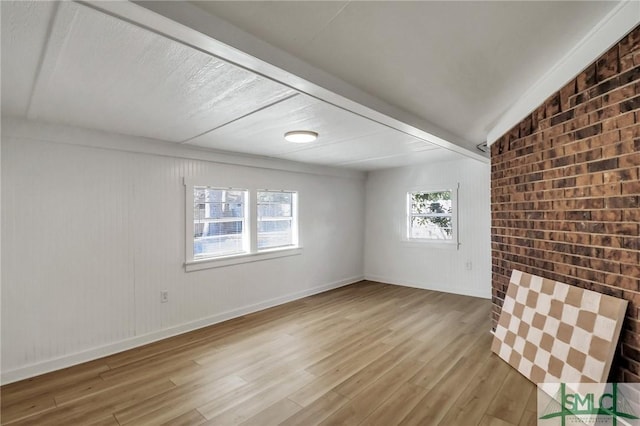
257,191 -> 298,250
193,187 -> 248,259
407,189 -> 456,241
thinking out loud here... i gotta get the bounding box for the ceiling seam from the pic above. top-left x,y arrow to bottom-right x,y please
75,1 -> 450,156
24,1 -> 61,119
178,93 -> 300,144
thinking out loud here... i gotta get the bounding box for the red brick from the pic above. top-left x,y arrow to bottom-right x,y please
604,222 -> 639,236
596,45 -> 620,82
602,111 -> 636,132
575,123 -> 602,140
621,95 -> 640,113
622,181 -> 640,194
592,235 -> 624,248
602,83 -> 637,107
624,208 -> 640,222
619,26 -> 640,57
491,24 -> 640,382
591,210 -> 622,222
603,248 -> 638,264
621,54 -> 636,73
622,263 -> 640,278
575,96 -> 602,116
576,63 -> 597,92
602,140 -> 634,157
576,147 -> 602,163
590,183 -> 621,196
607,275 -> 640,292
620,153 -> 640,167
546,93 -> 561,117
560,80 -> 577,112
604,169 -> 637,183
589,130 -> 621,148
564,115 -> 590,133
588,158 -> 618,173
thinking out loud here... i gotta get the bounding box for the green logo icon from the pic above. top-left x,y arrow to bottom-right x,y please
539,383 -> 639,426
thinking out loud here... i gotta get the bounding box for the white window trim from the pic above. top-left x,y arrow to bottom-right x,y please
185,247 -> 303,272
184,178 -> 302,271
404,184 -> 460,249
257,189 -> 299,252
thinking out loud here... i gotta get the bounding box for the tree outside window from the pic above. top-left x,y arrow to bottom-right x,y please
408,190 -> 454,240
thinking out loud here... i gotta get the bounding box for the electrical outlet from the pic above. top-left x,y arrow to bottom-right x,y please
160,291 -> 169,303
465,261 -> 473,270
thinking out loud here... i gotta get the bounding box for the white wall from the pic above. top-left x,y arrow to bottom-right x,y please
364,158 -> 491,299
1,118 -> 365,383
0,118 -> 492,383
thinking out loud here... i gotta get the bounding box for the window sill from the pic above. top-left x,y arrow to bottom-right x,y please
401,240 -> 460,250
185,247 -> 303,272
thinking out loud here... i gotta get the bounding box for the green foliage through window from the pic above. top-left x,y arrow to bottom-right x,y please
408,190 -> 454,240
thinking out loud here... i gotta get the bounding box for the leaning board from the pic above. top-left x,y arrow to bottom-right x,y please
491,270 -> 628,384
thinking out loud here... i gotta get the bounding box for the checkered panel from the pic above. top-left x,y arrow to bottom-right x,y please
491,270 -> 628,385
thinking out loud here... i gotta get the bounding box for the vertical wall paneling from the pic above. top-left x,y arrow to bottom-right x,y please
364,158 -> 492,299
0,119 -> 365,383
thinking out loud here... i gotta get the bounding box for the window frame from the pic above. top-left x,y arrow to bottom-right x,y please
184,179 -> 301,271
405,185 -> 460,248
192,186 -> 250,260
256,190 -> 299,252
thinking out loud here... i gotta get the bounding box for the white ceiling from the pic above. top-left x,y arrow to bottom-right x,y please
27,3 -> 295,143
0,1 -> 625,171
187,93 -> 441,166
1,1 -> 466,171
191,0 -> 621,150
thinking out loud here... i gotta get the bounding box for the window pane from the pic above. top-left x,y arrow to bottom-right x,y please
194,187 -> 247,258
257,191 -> 296,250
408,190 -> 454,240
202,202 -> 245,219
257,219 -> 293,249
410,216 -> 452,240
411,191 -> 452,215
194,222 -> 204,238
257,202 -> 292,217
257,191 -> 292,204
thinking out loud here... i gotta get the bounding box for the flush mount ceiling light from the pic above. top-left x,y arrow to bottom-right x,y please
284,130 -> 318,143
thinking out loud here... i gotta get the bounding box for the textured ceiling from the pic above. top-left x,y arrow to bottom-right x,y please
191,1 -> 620,150
1,1 -> 624,170
12,1 -> 295,143
1,0 -> 456,171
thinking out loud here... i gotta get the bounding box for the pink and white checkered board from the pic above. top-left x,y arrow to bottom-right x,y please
492,270 -> 628,384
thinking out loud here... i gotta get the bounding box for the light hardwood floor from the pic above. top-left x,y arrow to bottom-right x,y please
1,281 -> 536,425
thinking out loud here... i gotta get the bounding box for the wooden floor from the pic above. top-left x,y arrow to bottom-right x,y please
1,281 -> 536,426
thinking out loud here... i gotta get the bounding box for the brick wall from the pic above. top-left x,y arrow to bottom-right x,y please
491,25 -> 640,382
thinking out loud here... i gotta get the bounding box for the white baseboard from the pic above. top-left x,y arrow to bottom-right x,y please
365,274 -> 491,300
1,276 -> 363,385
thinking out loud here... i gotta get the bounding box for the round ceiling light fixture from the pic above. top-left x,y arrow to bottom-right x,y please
284,130 -> 318,143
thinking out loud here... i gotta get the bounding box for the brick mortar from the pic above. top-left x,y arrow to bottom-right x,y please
491,25 -> 640,382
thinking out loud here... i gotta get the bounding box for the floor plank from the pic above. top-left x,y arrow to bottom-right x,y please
279,391 -> 350,426
239,398 -> 302,426
437,354 -> 512,425
479,414 -> 517,426
484,367 -> 534,424
318,358 -> 424,425
0,281 -> 536,426
360,382 -> 428,426
159,409 -> 207,426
